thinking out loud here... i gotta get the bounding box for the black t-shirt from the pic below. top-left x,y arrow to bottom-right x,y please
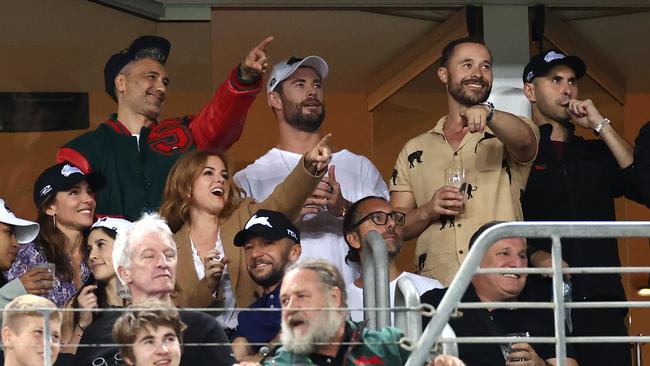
421,286 -> 575,366
68,310 -> 235,366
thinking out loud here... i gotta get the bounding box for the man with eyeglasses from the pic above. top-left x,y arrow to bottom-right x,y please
342,196 -> 442,322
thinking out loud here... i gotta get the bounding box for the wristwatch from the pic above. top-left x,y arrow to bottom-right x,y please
480,101 -> 495,122
593,118 -> 611,136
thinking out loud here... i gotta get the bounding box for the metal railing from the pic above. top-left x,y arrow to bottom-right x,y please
406,221 -> 650,366
361,230 -> 391,330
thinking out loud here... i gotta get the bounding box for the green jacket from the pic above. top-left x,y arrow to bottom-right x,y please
264,321 -> 411,366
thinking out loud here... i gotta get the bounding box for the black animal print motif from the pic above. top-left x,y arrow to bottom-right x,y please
440,215 -> 455,230
408,150 -> 423,168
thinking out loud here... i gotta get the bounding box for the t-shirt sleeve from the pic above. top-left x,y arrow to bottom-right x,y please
389,145 -> 413,193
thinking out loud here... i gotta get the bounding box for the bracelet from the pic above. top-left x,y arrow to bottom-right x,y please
593,118 -> 611,136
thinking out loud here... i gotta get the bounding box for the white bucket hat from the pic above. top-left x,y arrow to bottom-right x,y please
0,199 -> 40,244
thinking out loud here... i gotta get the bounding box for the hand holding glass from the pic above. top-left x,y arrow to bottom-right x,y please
444,167 -> 467,212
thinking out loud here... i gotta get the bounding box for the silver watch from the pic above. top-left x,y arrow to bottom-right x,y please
480,101 -> 495,122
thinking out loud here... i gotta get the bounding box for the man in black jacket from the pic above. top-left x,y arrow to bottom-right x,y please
521,50 -> 636,366
70,213 -> 235,366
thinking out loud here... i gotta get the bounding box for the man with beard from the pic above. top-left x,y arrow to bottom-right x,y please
265,258 -> 465,366
72,213 -> 235,366
235,56 -> 388,286
230,209 -> 302,362
58,35 -> 273,221
389,38 -> 538,286
521,50 -> 637,366
342,196 -> 442,322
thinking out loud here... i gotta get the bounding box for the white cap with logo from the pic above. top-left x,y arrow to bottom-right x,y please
267,55 -> 329,94
0,199 -> 40,244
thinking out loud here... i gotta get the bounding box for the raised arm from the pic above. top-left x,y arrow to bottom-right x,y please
461,104 -> 538,163
568,99 -> 633,168
256,134 -> 332,220
190,37 -> 274,150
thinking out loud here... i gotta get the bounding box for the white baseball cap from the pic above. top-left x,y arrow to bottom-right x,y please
90,217 -> 133,239
267,55 -> 329,93
0,199 -> 39,244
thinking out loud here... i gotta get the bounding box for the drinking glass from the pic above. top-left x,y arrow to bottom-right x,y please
500,331 -> 530,362
444,167 -> 467,212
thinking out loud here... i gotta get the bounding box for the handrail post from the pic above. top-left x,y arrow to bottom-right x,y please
361,241 -> 377,330
635,335 -> 643,366
43,309 -> 51,366
551,235 -> 567,366
363,230 -> 390,329
395,276 -> 422,340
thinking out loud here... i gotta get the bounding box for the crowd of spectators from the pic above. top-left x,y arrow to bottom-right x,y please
0,33 -> 649,366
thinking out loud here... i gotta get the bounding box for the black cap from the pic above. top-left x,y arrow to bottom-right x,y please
523,49 -> 586,84
104,35 -> 171,101
33,163 -> 106,208
234,209 -> 300,247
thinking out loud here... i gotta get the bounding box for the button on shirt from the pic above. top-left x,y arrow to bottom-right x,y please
235,283 -> 282,346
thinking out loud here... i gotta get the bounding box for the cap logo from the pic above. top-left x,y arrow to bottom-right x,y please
269,77 -> 277,89
287,228 -> 298,241
60,164 -> 83,177
40,185 -> 53,197
245,215 -> 272,229
526,71 -> 535,82
544,51 -> 566,63
287,57 -> 303,66
3,202 -> 12,214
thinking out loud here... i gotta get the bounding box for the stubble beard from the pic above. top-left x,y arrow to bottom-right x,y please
448,78 -> 491,107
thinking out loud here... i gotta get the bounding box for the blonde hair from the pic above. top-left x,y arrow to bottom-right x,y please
159,149 -> 243,233
3,294 -> 60,330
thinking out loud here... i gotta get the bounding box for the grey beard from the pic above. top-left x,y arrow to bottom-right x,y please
280,301 -> 345,355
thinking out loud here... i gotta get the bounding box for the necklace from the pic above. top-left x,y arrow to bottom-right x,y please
278,149 -> 296,174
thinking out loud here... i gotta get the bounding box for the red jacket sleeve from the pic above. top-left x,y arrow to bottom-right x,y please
189,66 -> 261,150
56,147 -> 92,174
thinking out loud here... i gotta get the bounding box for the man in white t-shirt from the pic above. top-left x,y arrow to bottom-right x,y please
342,196 -> 442,322
235,56 -> 389,285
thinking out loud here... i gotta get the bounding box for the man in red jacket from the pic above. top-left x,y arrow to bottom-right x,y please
57,35 -> 272,221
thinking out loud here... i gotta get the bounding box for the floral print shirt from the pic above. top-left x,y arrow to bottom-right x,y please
5,242 -> 90,307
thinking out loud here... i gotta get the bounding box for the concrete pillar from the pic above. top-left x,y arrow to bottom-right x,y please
482,5 -> 531,118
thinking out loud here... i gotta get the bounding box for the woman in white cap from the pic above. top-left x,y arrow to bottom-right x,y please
0,198 -> 45,311
6,163 -> 106,307
60,217 -> 132,356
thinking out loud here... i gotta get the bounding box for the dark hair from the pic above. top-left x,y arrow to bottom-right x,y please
468,221 -> 507,250
342,196 -> 387,265
439,37 -> 490,68
37,195 -> 80,282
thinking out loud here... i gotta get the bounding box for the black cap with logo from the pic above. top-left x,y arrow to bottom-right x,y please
104,35 -> 171,101
33,163 -> 106,208
234,209 -> 300,247
523,49 -> 586,84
